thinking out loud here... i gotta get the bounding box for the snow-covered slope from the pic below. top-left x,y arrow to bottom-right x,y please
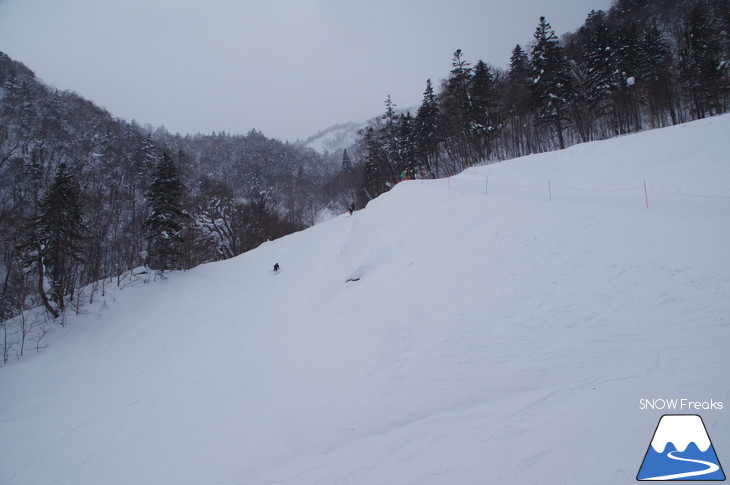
299,121 -> 363,154
2,116 -> 730,484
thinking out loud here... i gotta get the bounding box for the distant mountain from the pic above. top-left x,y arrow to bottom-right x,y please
298,121 -> 364,155
300,104 -> 418,156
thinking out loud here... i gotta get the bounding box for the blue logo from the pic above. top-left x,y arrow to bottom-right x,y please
637,414 -> 725,481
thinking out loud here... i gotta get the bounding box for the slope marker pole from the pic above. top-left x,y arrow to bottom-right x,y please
548,179 -> 552,201
644,180 -> 649,209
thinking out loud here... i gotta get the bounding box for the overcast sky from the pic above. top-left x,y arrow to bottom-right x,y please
0,0 -> 614,142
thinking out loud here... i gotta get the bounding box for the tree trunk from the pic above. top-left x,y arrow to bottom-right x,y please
555,119 -> 566,150
36,245 -> 59,319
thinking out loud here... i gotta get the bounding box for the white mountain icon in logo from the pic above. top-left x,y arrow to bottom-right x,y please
637,414 -> 725,481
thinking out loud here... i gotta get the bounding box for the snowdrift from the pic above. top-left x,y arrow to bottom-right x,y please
1,116 -> 729,484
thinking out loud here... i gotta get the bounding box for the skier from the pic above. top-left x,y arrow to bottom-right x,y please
273,263 -> 280,274
348,202 -> 355,216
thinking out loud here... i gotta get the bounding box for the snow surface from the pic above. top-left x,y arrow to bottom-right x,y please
2,115 -> 730,484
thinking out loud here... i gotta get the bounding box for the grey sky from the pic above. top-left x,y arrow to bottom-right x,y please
0,0 -> 614,142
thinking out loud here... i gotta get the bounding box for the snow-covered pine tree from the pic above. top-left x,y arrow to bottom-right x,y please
398,111 -> 418,177
583,10 -> 619,120
447,49 -> 472,108
144,151 -> 188,272
469,60 -> 498,160
441,49 -> 476,167
530,16 -> 573,149
505,44 -> 534,156
414,79 -> 439,176
381,95 -> 402,170
361,126 -> 391,198
637,23 -> 676,127
135,135 -> 159,185
341,149 -> 353,174
36,163 -> 87,316
677,4 -> 729,119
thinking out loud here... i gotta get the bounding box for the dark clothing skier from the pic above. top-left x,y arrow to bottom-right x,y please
348,203 -> 355,216
273,263 -> 280,273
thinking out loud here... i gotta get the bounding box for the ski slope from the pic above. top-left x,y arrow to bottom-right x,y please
1,116 -> 729,484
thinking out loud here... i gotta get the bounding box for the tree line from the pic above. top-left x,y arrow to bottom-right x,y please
358,0 -> 729,198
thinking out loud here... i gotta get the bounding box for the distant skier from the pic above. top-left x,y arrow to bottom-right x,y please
348,202 -> 355,216
273,263 -> 280,274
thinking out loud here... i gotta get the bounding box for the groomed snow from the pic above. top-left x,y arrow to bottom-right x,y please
1,115 -> 729,484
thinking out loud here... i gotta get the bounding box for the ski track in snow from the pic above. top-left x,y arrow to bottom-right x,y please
1,115 -> 730,484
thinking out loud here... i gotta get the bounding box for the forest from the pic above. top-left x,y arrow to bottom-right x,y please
1,0 -> 729,361
359,0 -> 729,197
0,52 -> 358,358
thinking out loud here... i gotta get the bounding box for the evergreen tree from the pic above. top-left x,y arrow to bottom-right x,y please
36,163 -> 86,315
414,79 -> 440,176
614,26 -> 643,133
398,112 -> 418,177
509,44 -> 531,84
144,152 -> 188,271
382,94 -> 398,126
583,10 -> 619,114
579,9 -> 644,135
505,44 -> 534,156
338,148 -> 359,205
530,16 -> 574,149
441,49 -> 476,166
637,23 -> 676,126
341,149 -> 353,173
678,4 -> 729,118
360,126 -> 392,198
135,136 -> 159,185
470,61 -> 496,121
379,95 -> 400,179
469,60 -> 498,159
2,73 -> 35,136
447,49 -> 472,103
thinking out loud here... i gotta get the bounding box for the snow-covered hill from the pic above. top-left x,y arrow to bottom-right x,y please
299,121 -> 363,154
2,116 -> 729,484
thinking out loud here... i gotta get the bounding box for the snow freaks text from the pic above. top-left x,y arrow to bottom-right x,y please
639,399 -> 724,411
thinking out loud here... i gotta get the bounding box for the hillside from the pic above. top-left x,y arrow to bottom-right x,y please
0,50 -> 348,314
299,121 -> 364,155
1,115 -> 729,484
